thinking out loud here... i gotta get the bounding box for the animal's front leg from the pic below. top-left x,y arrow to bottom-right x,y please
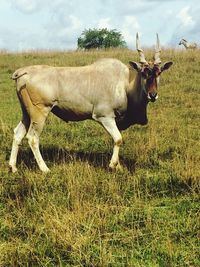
109,139 -> 123,171
93,115 -> 123,171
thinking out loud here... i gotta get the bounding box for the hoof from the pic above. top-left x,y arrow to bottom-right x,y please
109,161 -> 123,172
9,165 -> 18,173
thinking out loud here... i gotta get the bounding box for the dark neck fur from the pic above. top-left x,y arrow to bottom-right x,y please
116,73 -> 149,130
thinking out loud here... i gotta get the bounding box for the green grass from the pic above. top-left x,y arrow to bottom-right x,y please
0,48 -> 199,266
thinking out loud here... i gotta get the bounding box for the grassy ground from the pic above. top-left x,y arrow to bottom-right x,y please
0,48 -> 199,266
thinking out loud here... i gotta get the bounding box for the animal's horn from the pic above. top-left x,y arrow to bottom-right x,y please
136,32 -> 147,64
154,33 -> 161,65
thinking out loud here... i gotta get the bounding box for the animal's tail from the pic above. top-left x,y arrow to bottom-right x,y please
12,70 -> 27,80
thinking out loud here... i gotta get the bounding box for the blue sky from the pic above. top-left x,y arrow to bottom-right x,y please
0,0 -> 200,51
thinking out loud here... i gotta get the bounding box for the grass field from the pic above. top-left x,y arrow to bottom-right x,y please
0,48 -> 199,266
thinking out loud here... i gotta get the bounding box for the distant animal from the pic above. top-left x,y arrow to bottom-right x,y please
179,38 -> 197,49
9,33 -> 173,173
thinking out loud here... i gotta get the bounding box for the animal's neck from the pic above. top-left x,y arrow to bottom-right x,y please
183,41 -> 189,48
128,73 -> 148,105
117,73 -> 148,130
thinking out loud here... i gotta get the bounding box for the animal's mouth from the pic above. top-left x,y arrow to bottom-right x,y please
149,98 -> 157,103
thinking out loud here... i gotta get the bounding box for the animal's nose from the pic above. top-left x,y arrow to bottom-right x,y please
148,92 -> 158,102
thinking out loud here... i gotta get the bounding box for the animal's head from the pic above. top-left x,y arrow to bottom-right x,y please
179,38 -> 187,45
129,33 -> 173,102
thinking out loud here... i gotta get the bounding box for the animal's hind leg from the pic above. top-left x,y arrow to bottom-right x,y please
26,110 -> 50,173
9,120 -> 28,173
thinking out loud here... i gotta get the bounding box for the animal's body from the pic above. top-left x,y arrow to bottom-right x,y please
9,34 -> 173,172
14,60 -> 129,124
179,38 -> 197,50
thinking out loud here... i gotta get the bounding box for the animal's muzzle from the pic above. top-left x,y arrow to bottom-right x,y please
148,92 -> 158,102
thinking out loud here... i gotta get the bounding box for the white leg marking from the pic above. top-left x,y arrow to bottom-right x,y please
9,121 -> 27,173
94,116 -> 122,170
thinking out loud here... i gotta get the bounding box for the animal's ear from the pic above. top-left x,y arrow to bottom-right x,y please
129,61 -> 141,72
161,61 -> 173,72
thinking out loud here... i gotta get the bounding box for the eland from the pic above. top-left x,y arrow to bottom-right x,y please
9,33 -> 173,173
179,38 -> 197,50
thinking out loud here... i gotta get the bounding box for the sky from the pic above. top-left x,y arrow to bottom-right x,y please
0,0 -> 200,52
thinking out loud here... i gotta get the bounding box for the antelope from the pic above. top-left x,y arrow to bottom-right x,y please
179,38 -> 197,49
9,33 -> 173,173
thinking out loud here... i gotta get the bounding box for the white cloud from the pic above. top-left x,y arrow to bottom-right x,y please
120,16 -> 140,48
124,16 -> 140,30
177,6 -> 195,27
97,18 -> 112,29
68,15 -> 82,30
46,14 -> 83,50
12,0 -> 40,13
56,15 -> 82,38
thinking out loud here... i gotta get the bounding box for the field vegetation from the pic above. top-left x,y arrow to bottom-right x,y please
0,48 -> 199,266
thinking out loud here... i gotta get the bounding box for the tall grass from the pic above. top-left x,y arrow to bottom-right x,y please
0,48 -> 199,266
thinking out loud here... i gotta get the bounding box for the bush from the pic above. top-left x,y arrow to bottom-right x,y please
77,28 -> 127,50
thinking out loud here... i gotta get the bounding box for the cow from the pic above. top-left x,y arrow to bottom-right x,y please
9,33 -> 173,173
179,38 -> 197,50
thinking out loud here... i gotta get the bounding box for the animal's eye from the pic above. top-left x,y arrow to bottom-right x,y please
153,66 -> 161,76
142,68 -> 152,78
